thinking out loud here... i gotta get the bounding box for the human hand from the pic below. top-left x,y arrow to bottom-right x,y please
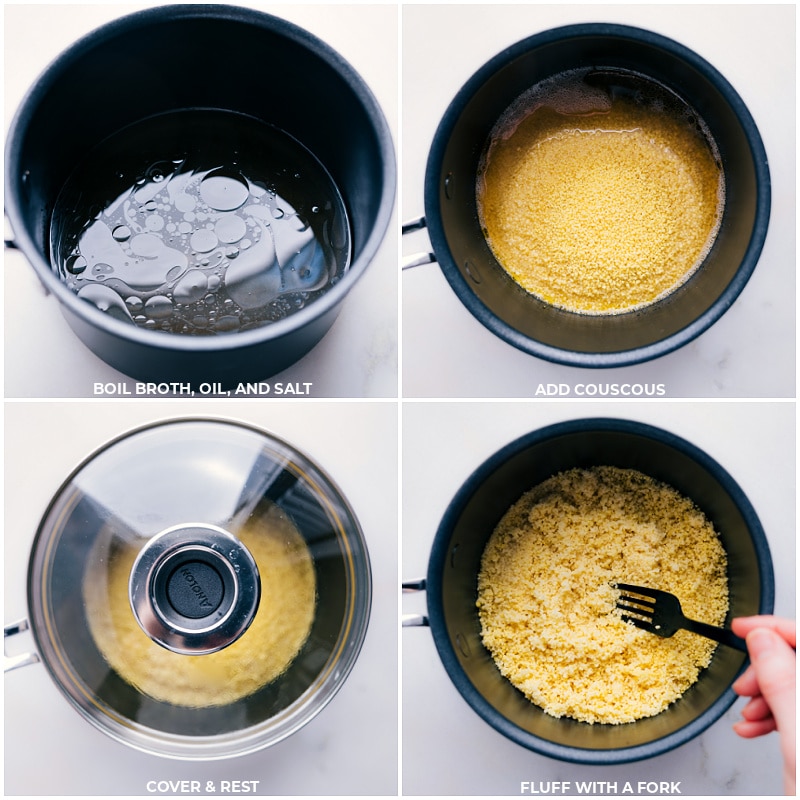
731,615 -> 795,795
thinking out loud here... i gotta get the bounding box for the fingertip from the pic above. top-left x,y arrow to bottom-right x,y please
731,615 -> 797,648
731,665 -> 759,697
731,617 -> 750,636
746,627 -> 782,660
733,717 -> 777,738
739,695 -> 771,722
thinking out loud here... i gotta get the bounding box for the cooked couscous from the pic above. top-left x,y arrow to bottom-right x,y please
477,70 -> 724,314
476,466 -> 728,724
85,501 -> 316,707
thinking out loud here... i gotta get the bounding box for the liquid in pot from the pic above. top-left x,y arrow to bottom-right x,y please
477,69 -> 725,315
50,110 -> 351,335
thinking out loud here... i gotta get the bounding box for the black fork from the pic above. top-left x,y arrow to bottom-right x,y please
614,583 -> 747,652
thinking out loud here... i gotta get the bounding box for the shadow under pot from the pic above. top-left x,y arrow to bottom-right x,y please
5,4 -> 395,386
407,418 -> 774,764
418,24 -> 770,367
8,418 -> 372,760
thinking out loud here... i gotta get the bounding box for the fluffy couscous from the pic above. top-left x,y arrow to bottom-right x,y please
476,466 -> 729,724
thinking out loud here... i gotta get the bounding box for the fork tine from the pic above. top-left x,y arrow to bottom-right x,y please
614,582 -> 656,597
616,601 -> 654,617
619,614 -> 654,631
618,594 -> 656,609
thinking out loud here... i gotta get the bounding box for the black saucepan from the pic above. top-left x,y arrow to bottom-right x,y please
408,418 -> 774,764
419,24 -> 770,367
5,5 -> 395,386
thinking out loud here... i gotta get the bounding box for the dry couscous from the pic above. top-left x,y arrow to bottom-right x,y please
476,466 -> 729,724
477,69 -> 724,314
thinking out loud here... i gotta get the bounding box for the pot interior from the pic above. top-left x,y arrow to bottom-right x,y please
27,419 -> 371,759
427,420 -> 773,761
426,26 -> 769,364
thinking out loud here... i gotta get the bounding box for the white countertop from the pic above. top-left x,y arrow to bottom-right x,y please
4,401 -> 399,795
402,401 -> 794,796
4,3 -> 399,399
402,4 -> 795,399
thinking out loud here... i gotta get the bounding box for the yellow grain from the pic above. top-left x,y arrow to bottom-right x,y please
476,467 -> 728,724
84,502 -> 316,708
479,91 -> 723,314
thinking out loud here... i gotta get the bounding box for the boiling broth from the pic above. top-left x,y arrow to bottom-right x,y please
51,110 -> 351,335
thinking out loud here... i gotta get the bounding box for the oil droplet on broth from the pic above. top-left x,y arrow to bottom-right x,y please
50,110 -> 352,335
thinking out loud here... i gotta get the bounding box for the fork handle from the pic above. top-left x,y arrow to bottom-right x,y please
683,618 -> 748,652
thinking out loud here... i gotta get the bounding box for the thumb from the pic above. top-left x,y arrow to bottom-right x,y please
746,628 -> 796,733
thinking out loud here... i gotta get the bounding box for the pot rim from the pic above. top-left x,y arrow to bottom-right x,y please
24,415 -> 373,760
425,417 -> 775,764
424,22 -> 771,368
5,3 -> 396,355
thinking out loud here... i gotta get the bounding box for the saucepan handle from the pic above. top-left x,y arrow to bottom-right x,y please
5,213 -> 19,250
4,619 -> 40,673
402,578 -> 430,627
401,216 -> 436,271
3,217 -> 50,297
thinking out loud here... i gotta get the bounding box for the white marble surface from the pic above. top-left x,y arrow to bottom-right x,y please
4,3 -> 399,399
402,401 -> 794,795
4,401 -> 398,795
402,4 -> 795,398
